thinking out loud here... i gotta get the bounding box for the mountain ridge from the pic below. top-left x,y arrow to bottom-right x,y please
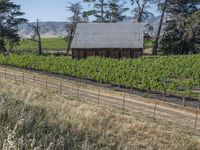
18,16 -> 162,38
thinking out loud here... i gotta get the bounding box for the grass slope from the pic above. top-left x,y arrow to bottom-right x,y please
0,79 -> 199,149
144,39 -> 154,48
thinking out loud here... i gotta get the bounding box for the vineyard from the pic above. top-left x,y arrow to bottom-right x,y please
0,54 -> 200,100
13,38 -> 68,52
144,39 -> 154,48
12,38 -> 152,54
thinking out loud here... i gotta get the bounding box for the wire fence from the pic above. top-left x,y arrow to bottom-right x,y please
0,66 -> 200,134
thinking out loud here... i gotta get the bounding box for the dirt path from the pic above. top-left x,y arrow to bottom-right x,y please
0,65 -> 200,135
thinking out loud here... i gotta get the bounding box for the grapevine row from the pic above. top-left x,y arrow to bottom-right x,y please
0,54 -> 199,100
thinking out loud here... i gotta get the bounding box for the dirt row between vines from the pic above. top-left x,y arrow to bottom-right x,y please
0,65 -> 200,136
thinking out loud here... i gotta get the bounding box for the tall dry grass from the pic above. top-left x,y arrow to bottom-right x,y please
0,78 -> 200,150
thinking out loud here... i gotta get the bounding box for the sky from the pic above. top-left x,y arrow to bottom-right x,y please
12,0 -> 160,22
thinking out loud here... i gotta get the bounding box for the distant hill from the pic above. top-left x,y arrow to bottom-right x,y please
18,21 -> 68,38
124,16 -> 164,36
18,16 -> 163,38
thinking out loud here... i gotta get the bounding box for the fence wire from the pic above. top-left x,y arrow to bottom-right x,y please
0,66 -> 200,135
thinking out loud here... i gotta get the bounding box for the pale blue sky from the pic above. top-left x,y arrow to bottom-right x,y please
12,0 -> 160,22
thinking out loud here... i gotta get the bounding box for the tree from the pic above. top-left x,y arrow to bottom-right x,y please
0,0 -> 27,52
159,0 -> 200,55
186,10 -> 200,51
152,0 -> 168,55
83,0 -> 109,22
144,23 -> 154,37
130,0 -> 156,22
66,2 -> 85,55
29,19 -> 42,55
106,0 -> 129,22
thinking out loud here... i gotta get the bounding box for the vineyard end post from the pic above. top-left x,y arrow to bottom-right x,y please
182,96 -> 186,106
77,82 -> 80,100
23,72 -> 25,84
98,86 -> 100,105
123,94 -> 126,114
34,74 -> 36,83
60,80 -> 62,94
5,67 -> 6,79
14,72 -> 16,82
45,77 -> 48,92
153,102 -> 157,119
194,107 -> 199,134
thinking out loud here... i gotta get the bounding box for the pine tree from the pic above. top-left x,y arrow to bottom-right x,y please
159,0 -> 200,55
186,10 -> 200,52
0,0 -> 27,52
83,0 -> 109,22
106,0 -> 129,22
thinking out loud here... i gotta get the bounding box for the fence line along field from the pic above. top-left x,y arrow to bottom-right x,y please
0,54 -> 200,103
1,65 -> 200,133
13,38 -> 69,52
1,76 -> 200,149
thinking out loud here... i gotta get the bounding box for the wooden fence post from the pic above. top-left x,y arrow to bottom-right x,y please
182,97 -> 186,106
77,82 -> 80,100
14,72 -> 16,82
60,80 -> 62,94
33,74 -> 36,83
23,72 -> 25,84
5,68 -> 6,79
162,92 -> 165,101
98,87 -> 100,105
153,102 -> 158,119
45,77 -> 48,92
194,107 -> 199,133
122,94 -> 126,114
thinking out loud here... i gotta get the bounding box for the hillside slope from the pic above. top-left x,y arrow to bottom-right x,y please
0,78 -> 200,149
18,22 -> 67,38
18,16 -> 162,38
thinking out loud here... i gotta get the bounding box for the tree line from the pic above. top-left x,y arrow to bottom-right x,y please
0,0 -> 200,55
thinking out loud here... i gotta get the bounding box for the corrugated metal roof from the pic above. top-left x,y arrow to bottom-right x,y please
71,23 -> 144,49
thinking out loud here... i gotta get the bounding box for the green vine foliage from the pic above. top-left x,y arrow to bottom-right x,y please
0,54 -> 200,99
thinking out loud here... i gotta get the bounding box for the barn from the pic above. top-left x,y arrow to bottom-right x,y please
71,23 -> 144,59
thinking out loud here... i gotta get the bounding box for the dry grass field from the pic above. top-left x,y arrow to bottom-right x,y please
0,78 -> 200,149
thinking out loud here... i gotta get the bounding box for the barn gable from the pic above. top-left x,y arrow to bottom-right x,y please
71,23 -> 144,49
